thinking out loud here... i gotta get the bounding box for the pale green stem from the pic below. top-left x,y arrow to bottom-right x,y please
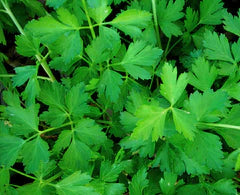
9,167 -> 37,181
151,0 -> 162,48
0,74 -> 51,81
198,122 -> 240,130
45,171 -> 62,183
81,0 -> 96,39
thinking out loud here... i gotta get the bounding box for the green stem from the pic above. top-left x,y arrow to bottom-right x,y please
37,76 -> 52,81
9,184 -> 21,188
9,168 -> 37,181
0,9 -> 7,13
151,0 -> 162,48
1,0 -> 25,35
164,37 -> 183,57
45,172 -> 62,183
110,62 -> 121,67
0,74 -> 51,81
149,74 -> 155,90
78,55 -> 92,66
0,74 -> 15,77
81,0 -> 96,39
35,54 -> 55,82
96,119 -> 112,125
164,37 -> 171,57
39,121 -> 72,135
198,122 -> 240,130
127,77 -> 143,88
25,121 -> 72,143
89,97 -> 104,111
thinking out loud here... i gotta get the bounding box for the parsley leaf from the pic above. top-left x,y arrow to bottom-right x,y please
12,66 -> 37,87
157,0 -> 185,37
184,7 -> 199,32
98,69 -> 123,102
129,168 -> 149,195
6,104 -> 39,136
0,135 -> 25,167
88,0 -> 112,23
121,41 -> 162,80
172,108 -> 196,140
111,9 -> 152,38
74,118 -> 107,145
131,105 -> 168,141
56,171 -> 98,195
59,138 -> 92,172
22,136 -> 50,174
86,27 -> 121,64
15,34 -> 40,57
203,30 -> 235,64
215,105 -> 240,149
188,57 -> 218,91
185,90 -> 229,122
199,0 -> 226,25
223,10 -> 240,36
160,63 -> 188,106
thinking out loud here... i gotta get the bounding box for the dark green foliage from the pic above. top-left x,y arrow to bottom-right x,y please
0,0 -> 240,194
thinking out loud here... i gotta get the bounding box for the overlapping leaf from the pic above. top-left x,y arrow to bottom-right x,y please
88,0 -> 112,23
129,168 -> 149,195
111,9 -> 152,38
188,57 -> 218,91
121,41 -> 162,79
22,136 -> 50,173
0,135 -> 25,167
186,90 -> 229,122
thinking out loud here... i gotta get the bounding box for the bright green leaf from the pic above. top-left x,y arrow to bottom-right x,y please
185,90 -> 229,122
203,30 -> 234,63
40,107 -> 67,127
223,10 -> 240,36
215,105 -> 240,149
111,9 -> 152,38
121,41 -> 162,80
159,172 -> 184,195
160,63 -> 188,106
172,108 -> 196,140
131,105 -> 168,141
15,34 -> 40,57
88,0 -> 112,23
104,183 -> 126,195
157,0 -> 185,37
12,66 -> 36,87
188,57 -> 218,91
